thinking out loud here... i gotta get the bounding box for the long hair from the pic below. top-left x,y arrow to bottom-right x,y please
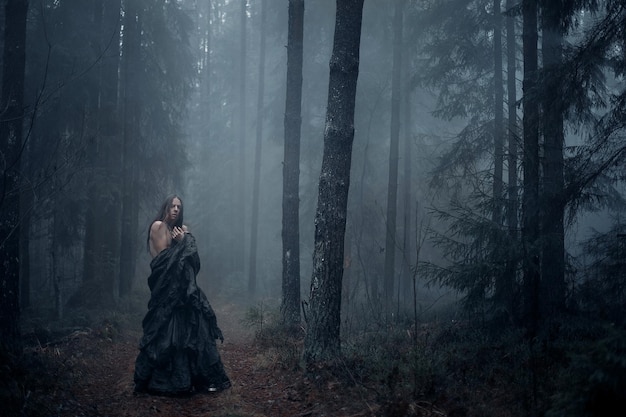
146,194 -> 184,251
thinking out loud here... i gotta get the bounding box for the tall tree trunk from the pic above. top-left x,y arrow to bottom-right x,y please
504,0 -> 518,319
120,0 -> 141,295
83,0 -> 123,303
383,0 -> 403,310
492,0 -> 506,314
522,0 -> 540,336
303,0 -> 364,366
240,0 -> 248,291
101,0 -> 123,298
200,0 -> 218,291
248,0 -> 266,299
16,0 -> 30,309
0,0 -> 28,353
205,0 -> 212,134
493,0 -> 504,226
281,0 -> 304,328
19,190 -> 30,310
540,3 -> 565,325
401,27 -> 413,308
52,192 -> 66,320
83,0 -> 105,300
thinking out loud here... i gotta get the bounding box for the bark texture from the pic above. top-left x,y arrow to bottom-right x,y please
303,0 -> 364,366
281,0 -> 304,328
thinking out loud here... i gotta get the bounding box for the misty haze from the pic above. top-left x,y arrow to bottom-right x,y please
1,1 -> 625,416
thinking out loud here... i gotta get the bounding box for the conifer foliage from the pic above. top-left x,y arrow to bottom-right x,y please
414,0 -> 626,334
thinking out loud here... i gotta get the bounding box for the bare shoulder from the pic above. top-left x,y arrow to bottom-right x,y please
150,221 -> 167,234
151,220 -> 165,230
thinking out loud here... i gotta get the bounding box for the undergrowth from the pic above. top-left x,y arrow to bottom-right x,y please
211,297 -> 626,417
2,313 -> 128,417
545,321 -> 626,417
242,302 -> 304,371
0,345 -> 58,417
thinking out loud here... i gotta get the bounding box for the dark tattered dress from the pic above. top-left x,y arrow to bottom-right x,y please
133,233 -> 230,395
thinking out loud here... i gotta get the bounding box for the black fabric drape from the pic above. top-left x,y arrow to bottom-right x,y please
134,233 -> 230,395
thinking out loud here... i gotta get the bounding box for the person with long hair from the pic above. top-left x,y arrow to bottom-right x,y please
146,194 -> 186,257
133,195 -> 231,395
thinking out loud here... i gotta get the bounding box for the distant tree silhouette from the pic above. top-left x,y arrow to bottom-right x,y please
82,0 -> 123,305
239,0 -> 248,290
119,0 -> 141,305
540,0 -> 567,326
0,0 -> 28,353
383,0 -> 405,310
281,0 -> 304,329
249,0 -> 267,303
521,0 -> 540,335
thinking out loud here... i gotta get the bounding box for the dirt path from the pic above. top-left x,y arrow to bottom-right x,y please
32,302 -> 378,417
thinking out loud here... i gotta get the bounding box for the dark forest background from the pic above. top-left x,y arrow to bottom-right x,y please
1,0 -> 626,416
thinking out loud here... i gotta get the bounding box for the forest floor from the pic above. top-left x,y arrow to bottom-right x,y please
9,300 -> 451,417
7,295 -> 618,417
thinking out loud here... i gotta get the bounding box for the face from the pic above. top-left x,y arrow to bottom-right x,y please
165,197 -> 182,224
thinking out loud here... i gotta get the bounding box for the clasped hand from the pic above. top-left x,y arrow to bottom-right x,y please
171,226 -> 185,242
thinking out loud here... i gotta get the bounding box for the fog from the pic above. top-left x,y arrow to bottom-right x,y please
5,2 -> 626,415
181,0 -> 472,307
164,0 -> 459,307
1,0 -> 623,327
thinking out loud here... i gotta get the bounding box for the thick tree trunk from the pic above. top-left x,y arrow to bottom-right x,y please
493,0 -> 504,226
281,0 -> 304,328
120,0 -> 141,296
540,4 -> 566,324
492,0 -> 507,315
303,0 -> 364,366
248,0 -> 266,301
504,0 -> 518,319
522,0 -> 540,336
0,0 -> 28,353
383,0 -> 403,310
